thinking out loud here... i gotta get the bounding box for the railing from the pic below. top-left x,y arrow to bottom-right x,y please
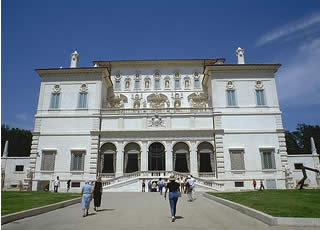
101,107 -> 213,115
198,172 -> 216,178
101,171 -> 223,191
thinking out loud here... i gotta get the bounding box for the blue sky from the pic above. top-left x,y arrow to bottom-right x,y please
2,0 -> 320,131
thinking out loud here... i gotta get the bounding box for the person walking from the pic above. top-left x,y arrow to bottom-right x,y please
92,176 -> 103,212
253,179 -> 257,190
67,179 -> 71,192
53,176 -> 60,193
164,175 -> 180,222
186,175 -> 195,201
148,180 -> 152,192
260,180 -> 265,190
142,180 -> 146,192
81,180 -> 93,217
152,181 -> 157,192
180,177 -> 185,194
158,178 -> 164,195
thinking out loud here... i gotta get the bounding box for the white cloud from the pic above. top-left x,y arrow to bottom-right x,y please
276,37 -> 320,105
257,12 -> 320,46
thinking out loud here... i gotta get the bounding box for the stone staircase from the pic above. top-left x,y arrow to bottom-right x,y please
102,171 -> 224,192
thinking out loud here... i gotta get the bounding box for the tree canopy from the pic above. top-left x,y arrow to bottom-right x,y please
1,124 -> 32,157
285,124 -> 320,154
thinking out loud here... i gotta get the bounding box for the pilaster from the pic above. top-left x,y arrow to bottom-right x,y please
116,141 -> 124,177
165,141 -> 173,171
190,141 -> 198,176
141,141 -> 148,171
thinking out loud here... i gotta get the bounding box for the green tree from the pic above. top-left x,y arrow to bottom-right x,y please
285,124 -> 320,154
1,124 -> 32,157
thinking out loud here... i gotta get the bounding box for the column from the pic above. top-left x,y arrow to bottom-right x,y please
116,141 -> 124,177
141,141 -> 148,172
166,141 -> 173,172
190,141 -> 198,177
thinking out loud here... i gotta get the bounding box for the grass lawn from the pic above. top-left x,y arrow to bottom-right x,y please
208,189 -> 320,218
1,191 -> 81,215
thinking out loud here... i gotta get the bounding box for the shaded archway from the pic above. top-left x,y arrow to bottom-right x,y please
197,142 -> 214,173
100,143 -> 116,174
124,142 -> 141,173
173,142 -> 190,173
148,142 -> 165,171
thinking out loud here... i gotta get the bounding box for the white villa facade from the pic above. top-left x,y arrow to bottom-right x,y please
30,48 -> 291,192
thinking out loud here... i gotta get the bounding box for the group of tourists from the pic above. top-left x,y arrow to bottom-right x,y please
164,175 -> 196,222
81,176 -> 103,217
80,175 -> 196,221
142,175 -> 196,222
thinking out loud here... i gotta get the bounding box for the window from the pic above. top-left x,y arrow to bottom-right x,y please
256,90 -> 265,106
227,90 -> 236,106
15,165 -> 24,171
154,79 -> 160,89
235,182 -> 244,187
71,182 -> 81,187
41,151 -> 56,171
294,163 -> 303,170
261,150 -> 276,169
71,151 -> 85,171
78,93 -> 87,108
230,150 -> 245,170
175,79 -> 180,89
194,79 -> 200,88
50,93 -> 60,109
115,80 -> 121,90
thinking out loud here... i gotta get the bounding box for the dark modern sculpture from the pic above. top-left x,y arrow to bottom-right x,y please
296,164 -> 320,189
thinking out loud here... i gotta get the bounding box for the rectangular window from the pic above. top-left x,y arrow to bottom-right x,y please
256,90 -> 265,106
71,151 -> 85,171
78,93 -> 87,108
50,93 -> 60,109
294,163 -> 303,170
155,79 -> 160,89
227,90 -> 236,106
115,80 -> 121,90
230,150 -> 245,170
71,182 -> 81,188
134,80 -> 140,89
194,79 -> 200,88
175,79 -> 180,89
41,151 -> 56,171
15,165 -> 24,171
261,150 -> 276,169
234,182 -> 244,187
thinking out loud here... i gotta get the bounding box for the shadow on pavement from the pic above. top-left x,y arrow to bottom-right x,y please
97,209 -> 115,212
175,216 -> 184,220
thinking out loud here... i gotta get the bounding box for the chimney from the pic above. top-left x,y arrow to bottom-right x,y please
236,47 -> 245,64
70,51 -> 79,68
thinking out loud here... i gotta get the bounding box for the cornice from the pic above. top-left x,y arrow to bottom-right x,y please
35,67 -> 109,76
203,64 -> 281,86
93,58 -> 225,67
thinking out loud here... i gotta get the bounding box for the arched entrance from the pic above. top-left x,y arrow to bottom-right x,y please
197,142 -> 214,173
124,143 -> 141,173
173,142 -> 190,172
100,143 -> 116,174
148,142 -> 165,171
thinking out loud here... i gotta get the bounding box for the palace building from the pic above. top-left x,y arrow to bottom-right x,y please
30,48 -> 291,192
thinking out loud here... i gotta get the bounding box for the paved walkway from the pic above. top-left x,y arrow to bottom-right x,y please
3,192 -> 318,230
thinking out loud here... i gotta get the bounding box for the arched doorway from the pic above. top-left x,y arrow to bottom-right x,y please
148,142 -> 165,171
124,143 -> 141,173
173,142 -> 190,172
197,142 -> 214,173
100,143 -> 116,174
